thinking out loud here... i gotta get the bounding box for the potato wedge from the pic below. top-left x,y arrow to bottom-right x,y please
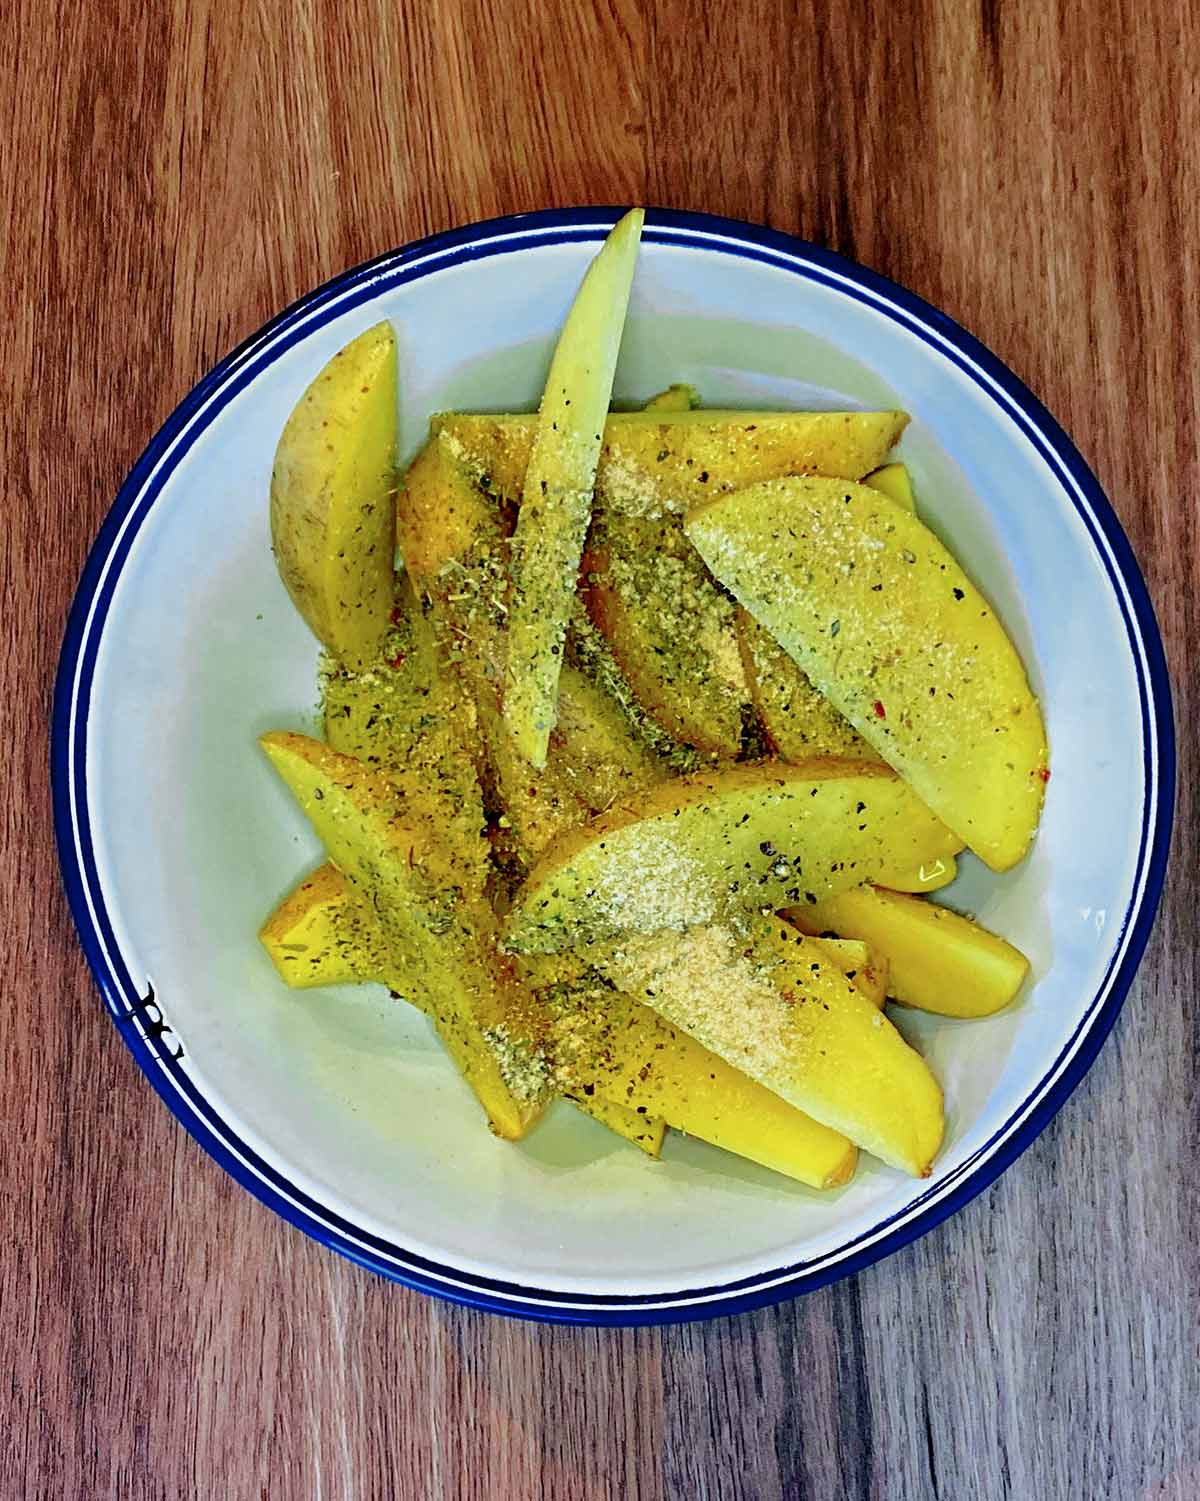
686,475 -> 1049,870
601,920 -> 944,1176
553,662 -> 663,812
642,383 -> 700,413
397,432 -> 670,873
505,758 -> 963,953
865,461 -> 916,511
428,405 -> 908,756
737,607 -> 879,763
270,321 -> 397,667
435,408 -> 909,518
544,972 -> 856,1188
577,410 -> 909,755
504,209 -> 644,768
566,599 -> 703,773
566,1094 -> 666,1157
784,885 -> 1030,1017
323,573 -> 477,772
259,733 -> 545,1139
260,862 -> 391,988
584,511 -> 755,756
804,937 -> 888,1008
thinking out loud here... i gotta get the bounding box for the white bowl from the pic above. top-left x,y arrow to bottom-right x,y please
53,209 -> 1174,1324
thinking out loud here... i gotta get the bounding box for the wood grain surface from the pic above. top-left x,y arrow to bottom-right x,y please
3,1 -> 1197,1496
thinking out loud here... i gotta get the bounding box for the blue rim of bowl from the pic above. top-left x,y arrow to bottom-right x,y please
51,207 -> 1175,1326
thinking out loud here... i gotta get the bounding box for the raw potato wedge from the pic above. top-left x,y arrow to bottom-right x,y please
737,607 -> 880,762
579,410 -> 910,755
323,575 -> 478,780
545,974 -> 856,1188
259,733 -> 545,1139
601,920 -> 944,1177
642,383 -> 700,413
435,408 -> 909,518
553,662 -> 664,813
432,405 -> 908,755
584,510 -> 755,756
504,209 -> 644,768
566,599 -> 703,774
260,862 -> 392,988
785,885 -> 1030,1018
865,462 -> 916,511
397,433 -> 593,869
505,758 -> 963,953
686,475 -> 1049,870
567,1094 -> 666,1157
270,322 -> 397,668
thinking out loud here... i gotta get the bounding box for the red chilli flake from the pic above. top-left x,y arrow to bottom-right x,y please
1038,767 -> 1051,783
872,700 -> 887,719
389,605 -> 404,626
388,652 -> 407,669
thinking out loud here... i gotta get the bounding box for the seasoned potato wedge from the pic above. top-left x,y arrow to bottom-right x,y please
553,663 -> 663,812
322,574 -> 477,776
737,607 -> 879,763
429,405 -> 908,756
686,475 -> 1048,870
504,209 -> 644,767
259,733 -> 544,1139
434,408 -> 909,517
584,511 -> 754,756
260,867 -> 856,1187
544,972 -> 856,1188
568,1095 -> 666,1156
505,758 -> 963,953
785,885 -> 1030,1017
578,410 -> 909,755
270,322 -> 397,668
601,920 -> 944,1176
865,461 -> 916,511
260,862 -> 392,988
397,432 -> 669,873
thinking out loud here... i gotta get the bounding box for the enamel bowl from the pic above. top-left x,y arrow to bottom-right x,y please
53,209 -> 1173,1324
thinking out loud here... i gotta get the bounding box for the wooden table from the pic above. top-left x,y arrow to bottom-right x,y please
5,2 -> 1196,1496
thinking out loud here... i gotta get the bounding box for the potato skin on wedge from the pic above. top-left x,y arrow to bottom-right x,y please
270,322 -> 397,668
686,475 -> 1048,871
504,758 -> 963,954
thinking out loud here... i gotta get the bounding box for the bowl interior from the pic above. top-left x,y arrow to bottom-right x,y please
75,224 -> 1154,1307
